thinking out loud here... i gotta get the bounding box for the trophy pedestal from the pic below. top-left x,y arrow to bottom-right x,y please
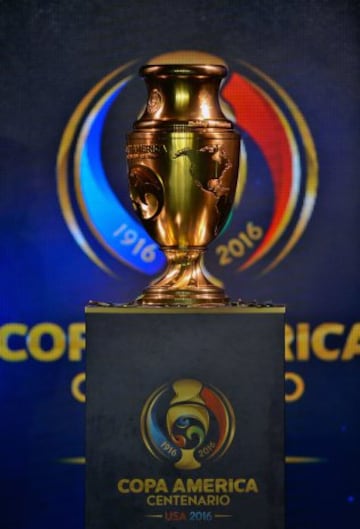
85,304 -> 285,529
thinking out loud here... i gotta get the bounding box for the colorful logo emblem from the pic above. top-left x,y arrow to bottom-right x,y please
57,51 -> 318,279
140,379 -> 235,470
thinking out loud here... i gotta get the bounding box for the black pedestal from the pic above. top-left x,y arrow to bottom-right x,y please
85,305 -> 285,529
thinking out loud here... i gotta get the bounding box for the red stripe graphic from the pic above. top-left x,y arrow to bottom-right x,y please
222,73 -> 293,267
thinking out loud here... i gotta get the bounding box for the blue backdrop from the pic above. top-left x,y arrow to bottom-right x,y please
1,1 -> 359,528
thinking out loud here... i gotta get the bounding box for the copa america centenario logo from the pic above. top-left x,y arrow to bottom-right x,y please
140,379 -> 235,470
57,50 -> 318,278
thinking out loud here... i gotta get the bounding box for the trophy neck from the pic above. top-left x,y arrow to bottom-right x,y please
134,64 -> 232,130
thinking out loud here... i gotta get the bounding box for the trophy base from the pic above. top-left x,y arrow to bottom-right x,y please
136,285 -> 228,306
136,248 -> 228,306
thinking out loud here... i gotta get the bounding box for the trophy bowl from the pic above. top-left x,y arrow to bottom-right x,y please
126,63 -> 240,305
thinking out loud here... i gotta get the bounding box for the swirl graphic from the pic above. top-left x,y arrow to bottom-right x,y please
141,379 -> 235,470
128,165 -> 164,221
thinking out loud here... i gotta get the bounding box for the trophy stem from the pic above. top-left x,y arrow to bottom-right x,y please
136,248 -> 228,306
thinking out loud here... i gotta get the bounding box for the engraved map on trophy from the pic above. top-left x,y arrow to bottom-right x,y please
173,144 -> 233,227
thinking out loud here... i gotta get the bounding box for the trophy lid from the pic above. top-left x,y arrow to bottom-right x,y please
145,49 -> 227,65
142,50 -> 228,78
139,64 -> 227,78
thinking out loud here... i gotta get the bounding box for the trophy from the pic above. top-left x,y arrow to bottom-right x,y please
87,59 -> 285,529
126,62 -> 240,305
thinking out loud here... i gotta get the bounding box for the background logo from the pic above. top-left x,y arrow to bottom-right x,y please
140,378 -> 235,470
57,51 -> 318,279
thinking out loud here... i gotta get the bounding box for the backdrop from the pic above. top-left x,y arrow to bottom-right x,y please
1,1 -> 359,528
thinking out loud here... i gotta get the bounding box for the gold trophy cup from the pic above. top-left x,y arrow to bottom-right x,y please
126,59 -> 240,305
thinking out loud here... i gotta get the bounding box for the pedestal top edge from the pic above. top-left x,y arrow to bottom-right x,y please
85,303 -> 286,315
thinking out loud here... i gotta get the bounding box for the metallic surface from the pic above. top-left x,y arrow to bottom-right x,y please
126,64 -> 240,305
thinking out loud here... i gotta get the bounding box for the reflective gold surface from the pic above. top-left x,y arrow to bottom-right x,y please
126,64 -> 240,305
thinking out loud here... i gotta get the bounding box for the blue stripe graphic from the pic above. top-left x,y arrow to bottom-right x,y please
78,80 -> 166,274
